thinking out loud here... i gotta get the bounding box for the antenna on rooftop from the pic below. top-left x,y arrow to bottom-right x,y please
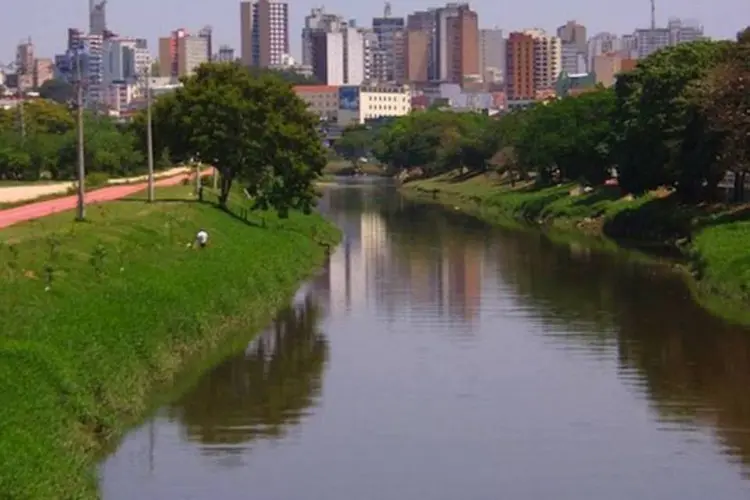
384,1 -> 392,17
650,0 -> 656,29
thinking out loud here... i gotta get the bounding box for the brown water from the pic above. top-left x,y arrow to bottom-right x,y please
101,180 -> 750,500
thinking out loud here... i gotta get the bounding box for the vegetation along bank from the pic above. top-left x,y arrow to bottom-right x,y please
0,62 -> 340,498
361,32 -> 750,320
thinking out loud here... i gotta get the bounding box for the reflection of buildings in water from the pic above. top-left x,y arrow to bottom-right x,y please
327,210 -> 388,315
443,242 -> 483,322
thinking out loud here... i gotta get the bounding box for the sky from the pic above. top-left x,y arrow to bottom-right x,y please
1,0 -> 748,64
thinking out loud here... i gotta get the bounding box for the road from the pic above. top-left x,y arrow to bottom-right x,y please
0,171 -> 205,230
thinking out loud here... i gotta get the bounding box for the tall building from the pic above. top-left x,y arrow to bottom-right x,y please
89,0 -> 107,35
372,7 -> 405,82
302,8 -> 346,66
305,8 -> 364,85
667,18 -> 704,44
310,26 -> 364,85
478,28 -> 504,84
15,38 -> 34,75
406,10 -> 437,80
634,28 -> 670,58
561,44 -> 586,74
556,20 -> 586,53
65,29 -> 105,106
104,37 -> 150,82
404,28 -> 429,82
198,26 -> 213,62
240,0 -> 289,68
158,29 -> 208,78
435,3 -> 479,83
217,45 -> 235,62
506,29 -> 561,104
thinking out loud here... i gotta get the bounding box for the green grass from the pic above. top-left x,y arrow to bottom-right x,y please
403,171 -> 750,324
0,184 -> 340,499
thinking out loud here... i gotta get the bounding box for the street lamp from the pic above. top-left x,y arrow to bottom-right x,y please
71,48 -> 87,221
142,67 -> 155,202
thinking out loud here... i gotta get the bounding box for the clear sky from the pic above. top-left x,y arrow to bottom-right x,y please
0,0 -> 747,64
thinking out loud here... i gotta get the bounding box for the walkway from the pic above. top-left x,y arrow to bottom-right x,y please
0,171 -> 206,230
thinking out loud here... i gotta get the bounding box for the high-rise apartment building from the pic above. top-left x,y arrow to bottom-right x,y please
239,0 -> 289,68
302,7 -> 345,66
65,29 -> 105,106
435,3 -> 479,82
198,26 -> 213,62
158,29 -> 208,78
406,9 -> 437,81
217,45 -> 236,62
372,13 -> 405,82
404,28 -> 429,82
104,37 -> 150,82
478,28 -> 505,84
506,29 -> 561,103
557,20 -> 586,53
309,25 -> 364,85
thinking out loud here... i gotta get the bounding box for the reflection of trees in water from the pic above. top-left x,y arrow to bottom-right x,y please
489,226 -> 750,471
167,293 -> 328,452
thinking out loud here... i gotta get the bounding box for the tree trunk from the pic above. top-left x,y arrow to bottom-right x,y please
219,172 -> 233,209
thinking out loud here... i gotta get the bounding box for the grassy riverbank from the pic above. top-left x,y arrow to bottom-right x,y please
402,172 -> 750,323
0,185 -> 340,498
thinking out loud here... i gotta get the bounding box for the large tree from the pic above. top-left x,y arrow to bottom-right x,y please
612,40 -> 732,196
157,62 -> 325,214
693,28 -> 750,201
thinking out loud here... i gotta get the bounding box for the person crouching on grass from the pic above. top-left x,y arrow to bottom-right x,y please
194,229 -> 209,249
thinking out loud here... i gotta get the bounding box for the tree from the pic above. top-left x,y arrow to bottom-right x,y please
335,125 -> 371,164
157,62 -> 325,214
612,40 -> 731,195
38,79 -> 75,104
693,28 -> 750,201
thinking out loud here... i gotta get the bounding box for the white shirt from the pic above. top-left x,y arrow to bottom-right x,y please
196,230 -> 208,244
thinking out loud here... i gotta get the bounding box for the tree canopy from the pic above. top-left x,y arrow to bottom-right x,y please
375,36 -> 749,204
143,61 -> 325,215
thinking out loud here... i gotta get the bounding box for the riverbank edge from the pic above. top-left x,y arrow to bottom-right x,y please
0,199 -> 341,499
400,178 -> 750,325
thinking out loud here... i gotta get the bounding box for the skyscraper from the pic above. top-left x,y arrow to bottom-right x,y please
372,7 -> 405,82
239,0 -> 289,68
89,0 -> 107,35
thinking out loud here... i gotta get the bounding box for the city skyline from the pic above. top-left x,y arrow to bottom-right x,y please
0,0 -> 745,64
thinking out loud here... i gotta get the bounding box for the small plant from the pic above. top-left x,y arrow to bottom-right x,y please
89,243 -> 108,278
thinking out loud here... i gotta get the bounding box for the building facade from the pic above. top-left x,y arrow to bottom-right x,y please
478,28 -> 504,84
240,0 -> 289,67
337,83 -> 411,125
158,29 -> 208,78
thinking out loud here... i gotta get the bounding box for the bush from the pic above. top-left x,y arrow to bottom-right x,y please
85,172 -> 110,189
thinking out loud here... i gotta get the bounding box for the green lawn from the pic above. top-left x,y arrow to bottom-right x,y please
0,183 -> 339,498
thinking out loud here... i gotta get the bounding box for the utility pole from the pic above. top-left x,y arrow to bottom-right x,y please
75,50 -> 86,221
145,69 -> 155,202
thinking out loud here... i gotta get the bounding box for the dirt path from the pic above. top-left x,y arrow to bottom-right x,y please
0,171 -> 208,230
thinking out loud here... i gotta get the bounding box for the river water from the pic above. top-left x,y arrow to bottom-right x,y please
101,180 -> 750,499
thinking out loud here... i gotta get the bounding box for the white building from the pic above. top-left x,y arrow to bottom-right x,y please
524,29 -> 561,90
478,28 -> 505,84
103,37 -> 150,84
561,44 -> 587,74
337,83 -> 411,125
668,18 -> 704,44
308,12 -> 365,85
634,28 -> 670,59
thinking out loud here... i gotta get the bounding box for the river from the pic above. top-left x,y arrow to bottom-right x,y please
101,180 -> 750,499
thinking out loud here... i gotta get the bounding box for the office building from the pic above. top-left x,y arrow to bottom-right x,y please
404,28 -> 429,82
240,0 -> 289,67
337,83 -> 411,125
198,26 -> 213,62
104,37 -> 150,82
371,10 -> 405,82
303,8 -> 346,66
89,0 -> 107,35
505,29 -> 560,105
557,20 -> 586,53
435,3 -> 479,83
158,29 -> 208,78
217,45 -> 235,62
478,28 -> 504,84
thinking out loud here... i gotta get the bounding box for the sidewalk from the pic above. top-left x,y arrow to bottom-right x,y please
0,171 -> 207,230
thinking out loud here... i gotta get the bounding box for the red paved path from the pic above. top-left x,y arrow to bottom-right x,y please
0,171 -> 208,230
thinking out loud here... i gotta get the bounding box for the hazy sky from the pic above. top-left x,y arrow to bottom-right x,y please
1,0 -> 747,64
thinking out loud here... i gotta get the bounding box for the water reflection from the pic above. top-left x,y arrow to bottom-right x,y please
102,181 -> 750,499
166,291 -> 328,456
